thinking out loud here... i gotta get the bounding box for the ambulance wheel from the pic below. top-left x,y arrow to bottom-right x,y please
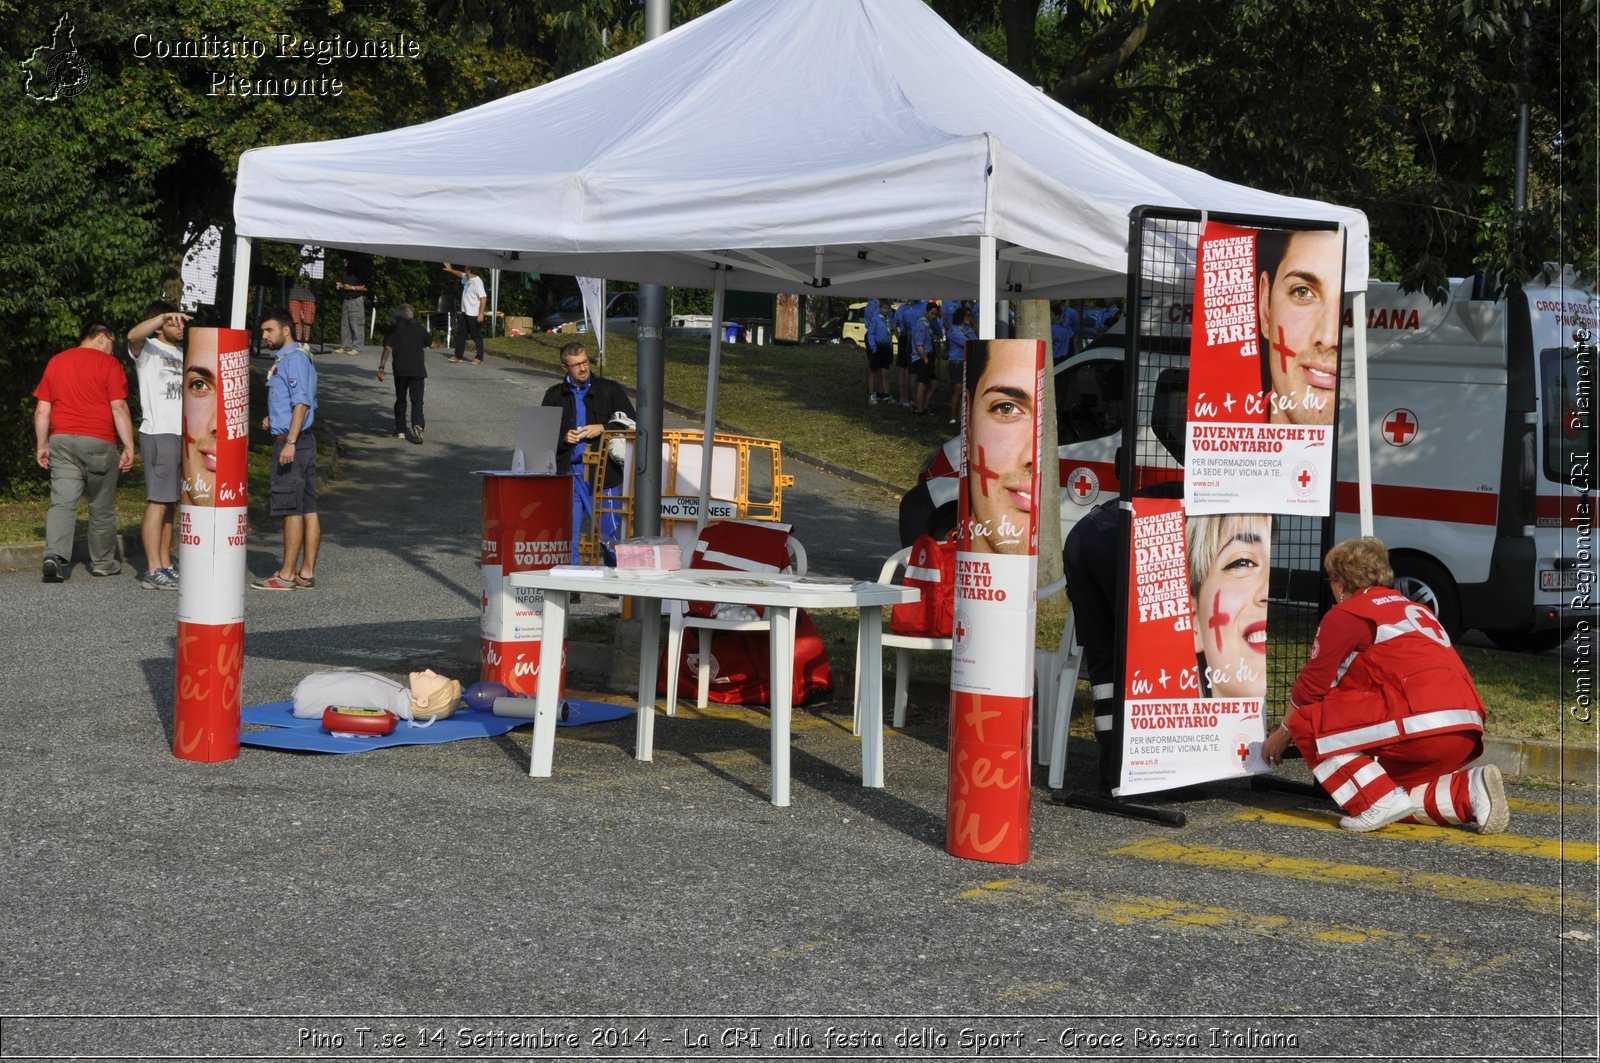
1485,626 -> 1570,653
1390,556 -> 1461,641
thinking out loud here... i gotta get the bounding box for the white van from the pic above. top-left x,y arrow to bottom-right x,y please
1052,267 -> 1599,650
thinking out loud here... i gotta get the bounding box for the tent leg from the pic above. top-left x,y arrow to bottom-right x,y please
1351,282 -> 1373,535
695,269 -> 728,533
230,236 -> 252,330
978,235 -> 997,340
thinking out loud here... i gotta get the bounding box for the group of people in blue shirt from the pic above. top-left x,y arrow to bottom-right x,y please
863,297 -> 979,425
1051,299 -> 1122,363
860,296 -> 1122,423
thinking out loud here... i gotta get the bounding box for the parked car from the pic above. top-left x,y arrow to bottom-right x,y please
801,316 -> 847,345
537,295 -> 586,331
843,300 -> 905,346
541,290 -> 715,338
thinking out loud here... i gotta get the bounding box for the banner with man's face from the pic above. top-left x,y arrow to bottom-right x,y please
174,327 -> 251,763
947,338 -> 1043,865
1183,222 -> 1345,516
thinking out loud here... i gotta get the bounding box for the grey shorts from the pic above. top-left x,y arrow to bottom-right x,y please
269,430 -> 319,517
140,432 -> 180,504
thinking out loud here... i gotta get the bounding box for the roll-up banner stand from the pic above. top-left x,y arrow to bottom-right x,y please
947,338 -> 1045,864
478,472 -> 571,696
174,327 -> 251,762
1112,213 -> 1344,797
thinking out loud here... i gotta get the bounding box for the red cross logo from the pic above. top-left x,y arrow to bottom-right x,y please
1382,409 -> 1418,447
1297,468 -> 1313,488
1276,326 -> 1297,375
1208,589 -> 1230,652
1236,741 -> 1250,762
1068,467 -> 1100,505
969,444 -> 1000,498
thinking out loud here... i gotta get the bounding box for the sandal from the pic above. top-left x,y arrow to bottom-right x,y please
294,574 -> 316,589
447,357 -> 465,363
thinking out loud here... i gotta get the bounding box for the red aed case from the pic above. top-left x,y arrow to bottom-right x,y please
322,706 -> 398,736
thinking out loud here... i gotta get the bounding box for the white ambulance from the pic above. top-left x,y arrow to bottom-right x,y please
1053,266 -> 1599,650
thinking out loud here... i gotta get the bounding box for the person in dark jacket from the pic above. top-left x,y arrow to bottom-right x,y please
540,342 -> 636,563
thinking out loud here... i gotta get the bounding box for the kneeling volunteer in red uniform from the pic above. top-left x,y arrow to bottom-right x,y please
1262,536 -> 1510,834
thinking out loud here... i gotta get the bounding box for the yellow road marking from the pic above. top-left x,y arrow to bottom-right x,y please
1106,838 -> 1597,920
960,879 -> 1506,972
1234,808 -> 1600,863
1508,796 -> 1597,816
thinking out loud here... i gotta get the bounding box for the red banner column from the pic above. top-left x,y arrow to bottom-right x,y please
947,339 -> 1045,864
174,327 -> 251,762
480,472 -> 571,696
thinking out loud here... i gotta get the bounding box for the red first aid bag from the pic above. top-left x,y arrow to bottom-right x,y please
889,534 -> 957,638
659,610 -> 833,706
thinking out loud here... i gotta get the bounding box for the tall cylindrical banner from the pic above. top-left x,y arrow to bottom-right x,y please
947,338 -> 1044,864
174,327 -> 251,762
480,473 -> 571,695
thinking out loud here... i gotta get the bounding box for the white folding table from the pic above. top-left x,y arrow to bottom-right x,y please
506,567 -> 919,806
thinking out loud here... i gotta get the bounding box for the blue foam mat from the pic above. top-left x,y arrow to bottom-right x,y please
239,699 -> 633,754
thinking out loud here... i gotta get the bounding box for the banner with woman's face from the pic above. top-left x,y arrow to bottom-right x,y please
174,327 -> 251,763
1118,499 -> 1273,796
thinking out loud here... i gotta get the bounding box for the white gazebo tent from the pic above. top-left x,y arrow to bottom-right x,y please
233,0 -> 1376,528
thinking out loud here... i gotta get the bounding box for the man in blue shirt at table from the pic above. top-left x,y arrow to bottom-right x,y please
253,308 -> 320,590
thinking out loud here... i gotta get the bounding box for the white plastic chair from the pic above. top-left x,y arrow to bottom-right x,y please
1035,605 -> 1084,789
1033,577 -> 1071,760
854,546 -> 953,732
661,535 -> 807,712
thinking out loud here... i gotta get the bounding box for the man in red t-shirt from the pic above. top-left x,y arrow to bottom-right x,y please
32,323 -> 137,581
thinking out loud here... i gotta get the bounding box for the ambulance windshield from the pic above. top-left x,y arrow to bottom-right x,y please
1541,345 -> 1597,487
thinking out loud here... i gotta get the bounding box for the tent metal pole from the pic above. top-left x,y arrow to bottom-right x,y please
230,236 -> 252,330
696,270 -> 728,533
632,0 -> 671,538
978,235 -> 997,340
490,269 -> 500,337
1351,288 -> 1373,535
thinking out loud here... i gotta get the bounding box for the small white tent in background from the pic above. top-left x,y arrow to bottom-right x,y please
179,224 -> 224,312
231,0 -> 1371,519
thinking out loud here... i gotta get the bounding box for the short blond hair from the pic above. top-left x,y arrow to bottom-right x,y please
1187,512 -> 1271,594
1323,536 -> 1393,591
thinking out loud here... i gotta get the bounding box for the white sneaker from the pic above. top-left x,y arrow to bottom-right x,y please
868,394 -> 879,405
1338,788 -> 1415,832
1468,764 -> 1510,834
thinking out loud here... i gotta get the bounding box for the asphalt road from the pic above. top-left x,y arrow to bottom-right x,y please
2,343 -> 1596,1061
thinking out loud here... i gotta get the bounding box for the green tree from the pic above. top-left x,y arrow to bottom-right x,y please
0,0 -> 593,494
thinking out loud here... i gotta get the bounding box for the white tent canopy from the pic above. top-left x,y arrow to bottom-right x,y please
234,0 -> 1369,301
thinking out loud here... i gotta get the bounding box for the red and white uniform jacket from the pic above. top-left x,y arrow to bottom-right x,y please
1290,586 -> 1484,760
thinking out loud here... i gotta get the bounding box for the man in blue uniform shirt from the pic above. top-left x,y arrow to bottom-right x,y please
253,307 -> 320,590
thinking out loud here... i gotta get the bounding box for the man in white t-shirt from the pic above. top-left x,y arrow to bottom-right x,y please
126,302 -> 189,590
443,261 -> 487,364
